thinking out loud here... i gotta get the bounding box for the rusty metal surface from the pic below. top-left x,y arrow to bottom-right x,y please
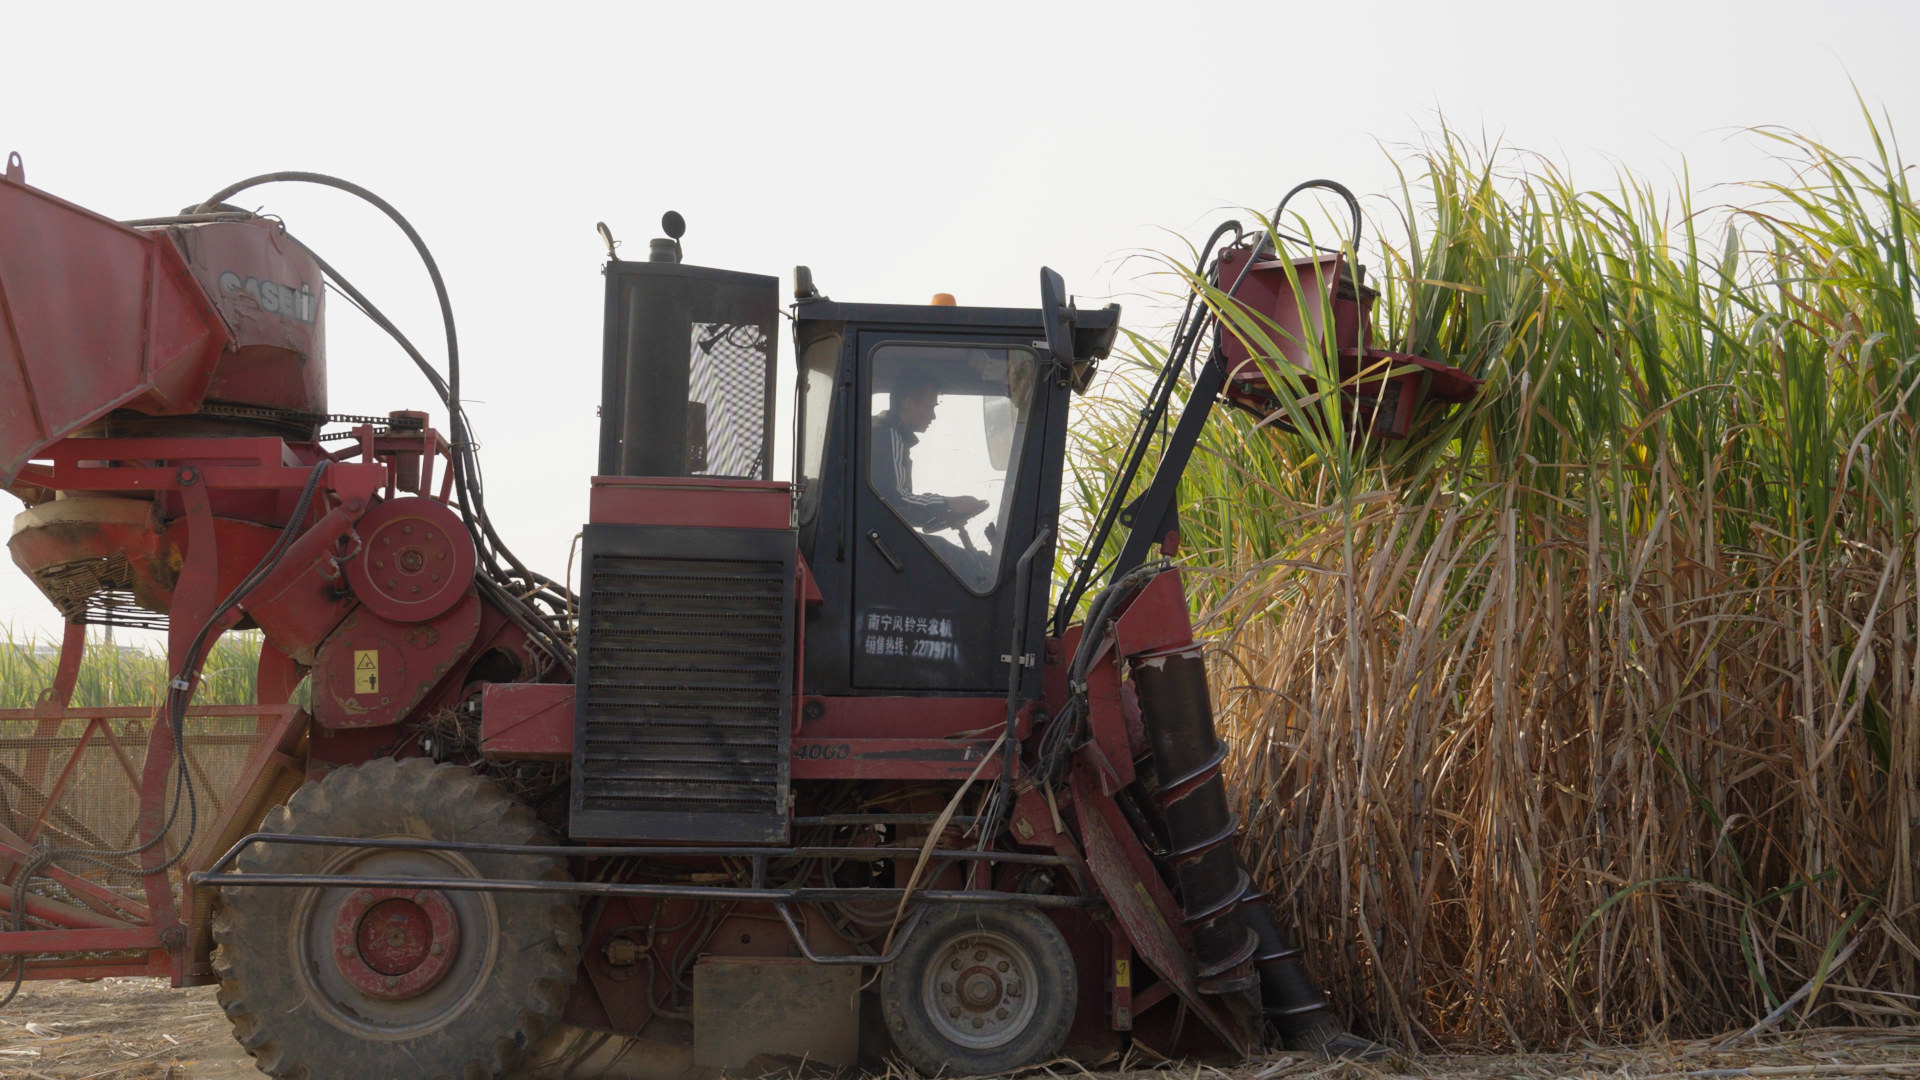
0,701 -> 301,980
313,592 -> 482,729
1069,763 -> 1245,1057
692,956 -> 860,1067
480,682 -> 574,761
1110,570 -> 1194,659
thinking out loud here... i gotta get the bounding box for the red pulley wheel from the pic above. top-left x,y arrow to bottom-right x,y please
344,497 -> 476,623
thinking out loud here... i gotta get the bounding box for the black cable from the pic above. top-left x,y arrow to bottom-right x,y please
1052,220 -> 1243,634
0,461 -> 331,1007
1035,561 -> 1168,790
190,174 -> 576,671
1270,179 -> 1364,258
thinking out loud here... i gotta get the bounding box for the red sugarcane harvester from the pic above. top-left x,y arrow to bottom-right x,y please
0,154 -> 1477,1078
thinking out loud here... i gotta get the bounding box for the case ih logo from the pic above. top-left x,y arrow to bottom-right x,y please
218,270 -> 318,324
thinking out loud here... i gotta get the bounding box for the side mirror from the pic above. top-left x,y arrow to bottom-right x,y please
1038,267 -> 1076,364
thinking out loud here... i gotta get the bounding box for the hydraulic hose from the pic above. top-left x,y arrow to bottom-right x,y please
190,173 -> 576,671
1051,223 -> 1241,635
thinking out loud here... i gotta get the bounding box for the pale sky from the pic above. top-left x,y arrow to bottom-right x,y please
3,0 -> 1916,644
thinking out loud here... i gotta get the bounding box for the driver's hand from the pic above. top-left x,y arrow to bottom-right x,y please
945,496 -> 989,524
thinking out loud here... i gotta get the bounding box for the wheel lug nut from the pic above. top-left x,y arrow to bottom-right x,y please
430,943 -> 445,956
339,944 -> 353,956
384,975 -> 398,988
948,1006 -> 961,1018
974,949 -> 986,961
359,892 -> 374,903
997,961 -> 1009,972
997,1008 -> 1008,1019
940,982 -> 952,993
950,959 -> 961,970
972,1017 -> 984,1029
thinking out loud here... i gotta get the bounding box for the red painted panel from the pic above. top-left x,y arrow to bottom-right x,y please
0,926 -> 163,952
0,173 -> 229,484
589,475 -> 791,529
1069,763 -> 1245,1056
480,683 -> 574,761
790,737 -> 1005,780
171,218 -> 327,416
797,695 -> 1004,740
1215,248 -> 1371,371
1111,570 -> 1195,659
1082,662 -> 1136,791
312,593 -> 482,729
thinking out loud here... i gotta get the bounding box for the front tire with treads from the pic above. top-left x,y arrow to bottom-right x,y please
212,757 -> 580,1080
879,903 -> 1076,1075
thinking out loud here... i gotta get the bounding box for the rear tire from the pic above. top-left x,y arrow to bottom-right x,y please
212,757 -> 581,1080
879,903 -> 1076,1075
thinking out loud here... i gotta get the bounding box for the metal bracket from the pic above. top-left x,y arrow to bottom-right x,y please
1000,652 -> 1038,668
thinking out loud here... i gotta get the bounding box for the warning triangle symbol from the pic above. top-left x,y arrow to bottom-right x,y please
355,653 -> 378,670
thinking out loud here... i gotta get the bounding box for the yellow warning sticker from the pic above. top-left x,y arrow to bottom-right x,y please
353,649 -> 379,694
1115,958 -> 1131,988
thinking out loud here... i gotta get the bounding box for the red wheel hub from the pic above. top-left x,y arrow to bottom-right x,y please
332,887 -> 461,999
342,497 -> 476,623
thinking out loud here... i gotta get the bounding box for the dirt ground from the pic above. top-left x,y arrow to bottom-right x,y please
1,978 -> 1917,1080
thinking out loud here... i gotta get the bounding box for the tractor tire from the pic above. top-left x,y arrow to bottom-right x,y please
879,903 -> 1076,1076
211,757 -> 581,1080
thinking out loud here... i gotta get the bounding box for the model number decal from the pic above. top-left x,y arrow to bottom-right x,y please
793,743 -> 851,761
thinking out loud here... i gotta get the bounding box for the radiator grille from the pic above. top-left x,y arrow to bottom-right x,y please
574,544 -> 792,841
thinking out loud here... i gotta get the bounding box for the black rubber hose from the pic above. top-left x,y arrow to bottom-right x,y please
189,173 -> 575,671
1051,221 -> 1241,635
1270,179 -> 1364,258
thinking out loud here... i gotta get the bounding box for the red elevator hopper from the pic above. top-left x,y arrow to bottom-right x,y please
0,168 -> 238,485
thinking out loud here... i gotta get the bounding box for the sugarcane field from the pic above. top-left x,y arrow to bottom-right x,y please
1,4 -> 1917,1079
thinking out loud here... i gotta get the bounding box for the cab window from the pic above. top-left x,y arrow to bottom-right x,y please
867,343 -> 1037,593
794,326 -> 842,527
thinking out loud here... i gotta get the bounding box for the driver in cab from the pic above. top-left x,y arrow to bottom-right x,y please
872,370 -> 989,533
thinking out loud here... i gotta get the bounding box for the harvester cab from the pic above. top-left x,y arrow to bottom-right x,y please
788,281 -> 1115,697
0,164 -> 1476,1078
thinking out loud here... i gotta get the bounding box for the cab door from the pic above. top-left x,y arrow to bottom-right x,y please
850,334 -> 1050,692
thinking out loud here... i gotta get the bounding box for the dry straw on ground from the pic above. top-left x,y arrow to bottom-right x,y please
1068,115 -> 1920,1049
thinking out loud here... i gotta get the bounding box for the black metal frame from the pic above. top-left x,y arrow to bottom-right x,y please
793,298 -> 1106,699
188,833 -> 1102,965
860,338 -> 1044,599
